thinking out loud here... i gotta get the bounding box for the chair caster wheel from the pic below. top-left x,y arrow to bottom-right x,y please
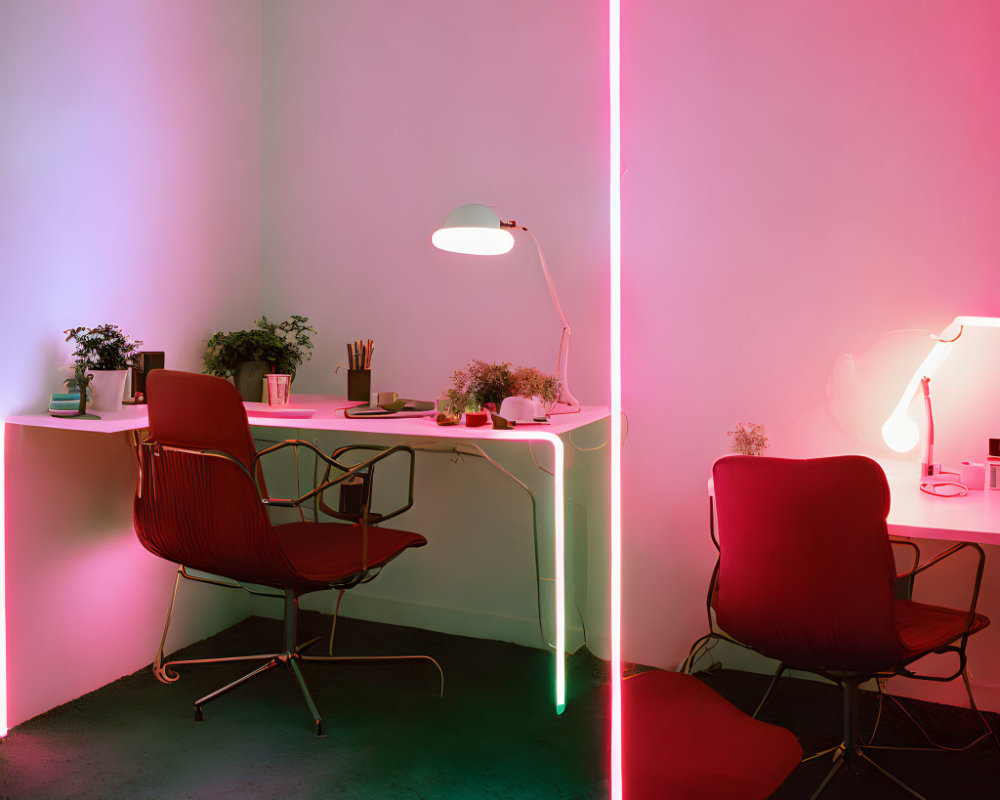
194,706 -> 204,722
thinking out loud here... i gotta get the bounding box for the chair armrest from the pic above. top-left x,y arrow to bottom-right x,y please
903,541 -> 986,635
252,439 -> 414,513
889,537 -> 921,575
889,538 -> 921,600
316,444 -> 416,524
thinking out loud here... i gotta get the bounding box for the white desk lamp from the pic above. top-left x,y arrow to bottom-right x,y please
881,316 -> 1000,492
432,203 -> 581,408
881,316 -> 1000,453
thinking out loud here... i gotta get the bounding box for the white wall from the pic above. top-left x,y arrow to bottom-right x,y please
622,0 -> 1000,708
0,0 -> 263,727
259,1 -> 611,648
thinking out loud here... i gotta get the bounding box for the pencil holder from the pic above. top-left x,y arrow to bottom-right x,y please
347,369 -> 371,402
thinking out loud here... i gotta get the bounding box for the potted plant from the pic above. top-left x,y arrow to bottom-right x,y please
203,315 -> 315,401
64,324 -> 143,412
447,360 -> 562,421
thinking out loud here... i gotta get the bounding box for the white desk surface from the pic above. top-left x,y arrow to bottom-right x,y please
884,469 -> 1000,547
6,394 -> 611,439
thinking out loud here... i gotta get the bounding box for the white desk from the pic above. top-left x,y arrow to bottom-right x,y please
5,395 -> 610,716
884,470 -> 1000,546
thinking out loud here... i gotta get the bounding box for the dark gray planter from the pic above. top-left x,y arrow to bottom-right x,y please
233,360 -> 269,402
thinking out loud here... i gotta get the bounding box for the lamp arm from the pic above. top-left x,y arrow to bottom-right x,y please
519,226 -> 571,333
921,377 -> 935,477
509,224 -> 580,408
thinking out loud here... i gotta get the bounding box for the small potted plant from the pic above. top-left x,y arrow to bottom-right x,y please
728,422 -> 769,456
203,315 -> 315,401
64,324 -> 143,412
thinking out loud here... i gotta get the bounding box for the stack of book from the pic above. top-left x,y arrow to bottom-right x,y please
49,391 -> 86,416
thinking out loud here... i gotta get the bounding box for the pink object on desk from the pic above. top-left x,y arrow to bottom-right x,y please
265,374 -> 291,406
464,411 -> 488,427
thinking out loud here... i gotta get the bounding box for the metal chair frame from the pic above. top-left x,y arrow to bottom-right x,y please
134,435 -> 442,736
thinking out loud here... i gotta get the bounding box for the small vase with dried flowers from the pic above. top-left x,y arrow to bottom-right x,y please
728,422 -> 768,456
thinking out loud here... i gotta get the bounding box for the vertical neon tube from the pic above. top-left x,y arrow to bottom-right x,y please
0,420 -> 7,737
608,0 -> 623,796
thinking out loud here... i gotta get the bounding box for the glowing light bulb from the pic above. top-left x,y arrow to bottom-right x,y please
881,413 -> 920,453
430,226 -> 514,255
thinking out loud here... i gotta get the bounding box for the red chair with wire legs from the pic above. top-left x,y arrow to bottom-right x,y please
133,370 -> 441,735
709,455 -> 992,800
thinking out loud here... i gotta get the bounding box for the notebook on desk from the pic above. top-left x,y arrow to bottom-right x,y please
344,399 -> 435,419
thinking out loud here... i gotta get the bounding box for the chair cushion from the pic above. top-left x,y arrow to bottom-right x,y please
273,521 -> 427,588
624,670 -> 801,800
894,598 -> 990,657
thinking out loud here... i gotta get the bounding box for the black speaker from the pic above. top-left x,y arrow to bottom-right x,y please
130,351 -> 165,403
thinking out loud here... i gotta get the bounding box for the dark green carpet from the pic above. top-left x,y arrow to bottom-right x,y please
695,667 -> 1000,799
5,614 -> 1000,799
0,613 -> 609,800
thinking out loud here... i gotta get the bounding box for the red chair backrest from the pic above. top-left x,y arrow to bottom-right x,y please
145,369 -> 258,470
133,370 -> 300,587
712,455 -> 903,673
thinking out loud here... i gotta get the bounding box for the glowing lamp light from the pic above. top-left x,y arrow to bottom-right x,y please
881,414 -> 921,453
881,317 -> 1000,453
430,204 -> 515,255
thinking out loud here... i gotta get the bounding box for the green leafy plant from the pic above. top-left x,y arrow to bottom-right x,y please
64,324 -> 143,371
728,422 -> 768,456
203,316 -> 315,379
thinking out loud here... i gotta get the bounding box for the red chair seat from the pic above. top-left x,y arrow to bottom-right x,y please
624,670 -> 802,800
274,520 -> 427,588
894,598 -> 989,657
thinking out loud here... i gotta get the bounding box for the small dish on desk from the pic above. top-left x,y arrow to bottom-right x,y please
243,402 -> 316,419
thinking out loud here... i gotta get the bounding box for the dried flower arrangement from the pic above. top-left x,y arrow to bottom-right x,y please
511,366 -> 561,406
728,422 -> 768,456
446,360 -> 561,414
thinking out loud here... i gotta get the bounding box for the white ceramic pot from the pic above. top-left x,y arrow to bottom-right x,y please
88,369 -> 128,412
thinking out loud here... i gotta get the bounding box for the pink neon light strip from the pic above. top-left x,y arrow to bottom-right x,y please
609,0 -> 623,796
1,420 -> 7,737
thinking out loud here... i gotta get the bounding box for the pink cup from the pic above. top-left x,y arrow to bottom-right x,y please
266,374 -> 291,406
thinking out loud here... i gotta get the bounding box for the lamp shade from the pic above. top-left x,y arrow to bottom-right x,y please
431,203 -> 515,256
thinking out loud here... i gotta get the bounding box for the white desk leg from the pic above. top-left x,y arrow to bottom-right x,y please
506,430 -> 566,713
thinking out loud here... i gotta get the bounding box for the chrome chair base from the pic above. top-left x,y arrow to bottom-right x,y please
808,744 -> 927,800
190,648 -> 445,737
156,568 -> 444,735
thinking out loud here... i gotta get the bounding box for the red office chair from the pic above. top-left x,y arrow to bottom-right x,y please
707,455 -> 990,799
133,369 -> 440,734
624,669 -> 802,800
